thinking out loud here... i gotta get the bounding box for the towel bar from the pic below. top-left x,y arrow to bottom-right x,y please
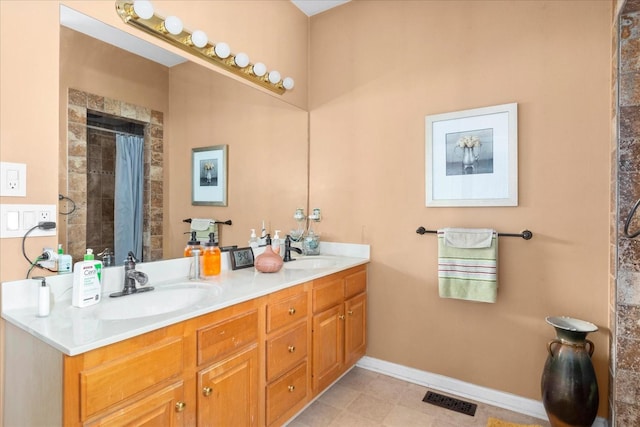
416,226 -> 533,240
183,218 -> 232,226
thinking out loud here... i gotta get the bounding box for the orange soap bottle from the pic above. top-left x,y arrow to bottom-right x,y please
202,232 -> 221,277
184,231 -> 201,257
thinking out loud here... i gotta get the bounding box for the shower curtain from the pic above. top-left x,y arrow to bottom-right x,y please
114,134 -> 144,265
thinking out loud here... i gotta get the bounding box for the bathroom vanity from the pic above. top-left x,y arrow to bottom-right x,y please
1,245 -> 368,427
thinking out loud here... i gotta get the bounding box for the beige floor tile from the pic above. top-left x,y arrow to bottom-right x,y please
328,411 -> 383,427
382,405 -> 438,427
319,384 -> 361,410
288,367 -> 551,427
345,394 -> 395,422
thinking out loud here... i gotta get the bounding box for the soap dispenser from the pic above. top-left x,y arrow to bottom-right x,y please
34,276 -> 50,317
202,232 -> 221,277
184,231 -> 202,257
248,229 -> 259,249
254,234 -> 283,273
272,230 -> 281,254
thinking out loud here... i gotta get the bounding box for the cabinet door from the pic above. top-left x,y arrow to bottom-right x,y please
84,381 -> 185,427
197,344 -> 258,427
344,293 -> 367,366
312,305 -> 344,392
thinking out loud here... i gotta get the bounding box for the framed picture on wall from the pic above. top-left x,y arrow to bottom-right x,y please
192,145 -> 228,206
425,103 -> 518,207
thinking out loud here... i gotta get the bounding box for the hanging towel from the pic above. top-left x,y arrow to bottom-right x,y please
437,228 -> 498,303
190,218 -> 218,243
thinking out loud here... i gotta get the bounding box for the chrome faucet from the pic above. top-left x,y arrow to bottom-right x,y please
110,251 -> 154,297
283,235 -> 303,262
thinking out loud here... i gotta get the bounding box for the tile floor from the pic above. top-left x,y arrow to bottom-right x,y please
287,367 -> 550,427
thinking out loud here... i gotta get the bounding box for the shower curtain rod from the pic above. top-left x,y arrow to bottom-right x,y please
86,124 -> 143,138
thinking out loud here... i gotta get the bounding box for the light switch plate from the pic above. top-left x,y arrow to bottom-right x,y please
0,162 -> 27,197
0,204 -> 56,238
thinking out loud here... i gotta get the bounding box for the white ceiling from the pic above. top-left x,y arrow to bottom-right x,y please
291,0 -> 350,16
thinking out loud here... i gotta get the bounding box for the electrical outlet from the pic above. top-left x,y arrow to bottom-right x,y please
38,210 -> 52,222
40,247 -> 57,269
0,162 -> 27,197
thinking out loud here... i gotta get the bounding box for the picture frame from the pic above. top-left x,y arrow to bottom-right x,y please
229,247 -> 255,270
192,145 -> 228,206
425,103 -> 518,207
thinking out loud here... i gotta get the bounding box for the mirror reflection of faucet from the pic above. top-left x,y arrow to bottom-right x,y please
109,251 -> 153,297
283,235 -> 303,262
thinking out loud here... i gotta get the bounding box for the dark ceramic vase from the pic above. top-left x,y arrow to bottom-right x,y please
541,316 -> 599,427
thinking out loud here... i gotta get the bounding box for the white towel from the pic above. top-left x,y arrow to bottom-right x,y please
438,228 -> 498,303
443,228 -> 494,248
191,218 -> 218,243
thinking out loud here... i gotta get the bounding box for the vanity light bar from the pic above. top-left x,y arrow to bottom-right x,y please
115,1 -> 294,95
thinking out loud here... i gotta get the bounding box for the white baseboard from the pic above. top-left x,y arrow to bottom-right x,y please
356,356 -> 608,427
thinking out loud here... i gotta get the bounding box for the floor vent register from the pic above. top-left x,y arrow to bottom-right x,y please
422,391 -> 477,416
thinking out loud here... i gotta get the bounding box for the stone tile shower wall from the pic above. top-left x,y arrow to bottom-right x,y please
66,88 -> 164,264
86,128 -> 116,254
614,0 -> 640,425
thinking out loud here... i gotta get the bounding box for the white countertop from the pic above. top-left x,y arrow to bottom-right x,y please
1,242 -> 369,356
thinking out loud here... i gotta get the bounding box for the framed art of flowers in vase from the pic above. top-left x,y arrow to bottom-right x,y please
425,103 -> 518,207
192,144 -> 228,206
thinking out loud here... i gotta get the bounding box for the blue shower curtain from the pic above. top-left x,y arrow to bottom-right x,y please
114,134 -> 144,265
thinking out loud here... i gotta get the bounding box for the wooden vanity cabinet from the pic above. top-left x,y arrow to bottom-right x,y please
311,266 -> 367,395
263,284 -> 311,427
59,265 -> 366,427
63,299 -> 260,427
63,323 -> 190,426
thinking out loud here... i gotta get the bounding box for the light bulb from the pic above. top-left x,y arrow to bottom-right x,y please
190,30 -> 208,48
252,62 -> 267,77
268,71 -> 281,84
214,42 -> 231,59
234,52 -> 250,68
282,77 -> 295,90
133,0 -> 154,19
164,16 -> 183,35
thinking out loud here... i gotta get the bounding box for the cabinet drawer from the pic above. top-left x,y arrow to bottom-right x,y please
266,291 -> 308,333
198,310 -> 258,366
345,269 -> 366,299
266,362 -> 308,426
266,322 -> 307,381
80,338 -> 183,420
84,380 -> 184,427
312,278 -> 344,313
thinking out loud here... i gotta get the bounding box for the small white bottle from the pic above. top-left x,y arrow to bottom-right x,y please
35,277 -> 50,317
249,229 -> 259,249
272,230 -> 281,254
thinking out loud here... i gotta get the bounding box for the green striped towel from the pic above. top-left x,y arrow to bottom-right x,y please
438,228 -> 498,303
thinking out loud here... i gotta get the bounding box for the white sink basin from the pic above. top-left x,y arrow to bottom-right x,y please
283,257 -> 337,270
95,283 -> 222,320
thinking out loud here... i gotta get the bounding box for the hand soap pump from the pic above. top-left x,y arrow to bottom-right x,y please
202,232 -> 221,277
184,231 -> 201,257
249,229 -> 259,249
272,230 -> 281,254
34,276 -> 50,317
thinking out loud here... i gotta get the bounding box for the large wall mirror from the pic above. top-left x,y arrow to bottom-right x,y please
59,6 -> 309,266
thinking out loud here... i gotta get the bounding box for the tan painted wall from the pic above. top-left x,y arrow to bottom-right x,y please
308,0 -> 612,415
1,0 -> 309,419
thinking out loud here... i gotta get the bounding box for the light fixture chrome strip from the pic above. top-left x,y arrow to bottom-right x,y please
115,1 -> 294,95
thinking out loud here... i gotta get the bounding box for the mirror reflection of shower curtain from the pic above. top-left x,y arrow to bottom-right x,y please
115,134 -> 144,265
